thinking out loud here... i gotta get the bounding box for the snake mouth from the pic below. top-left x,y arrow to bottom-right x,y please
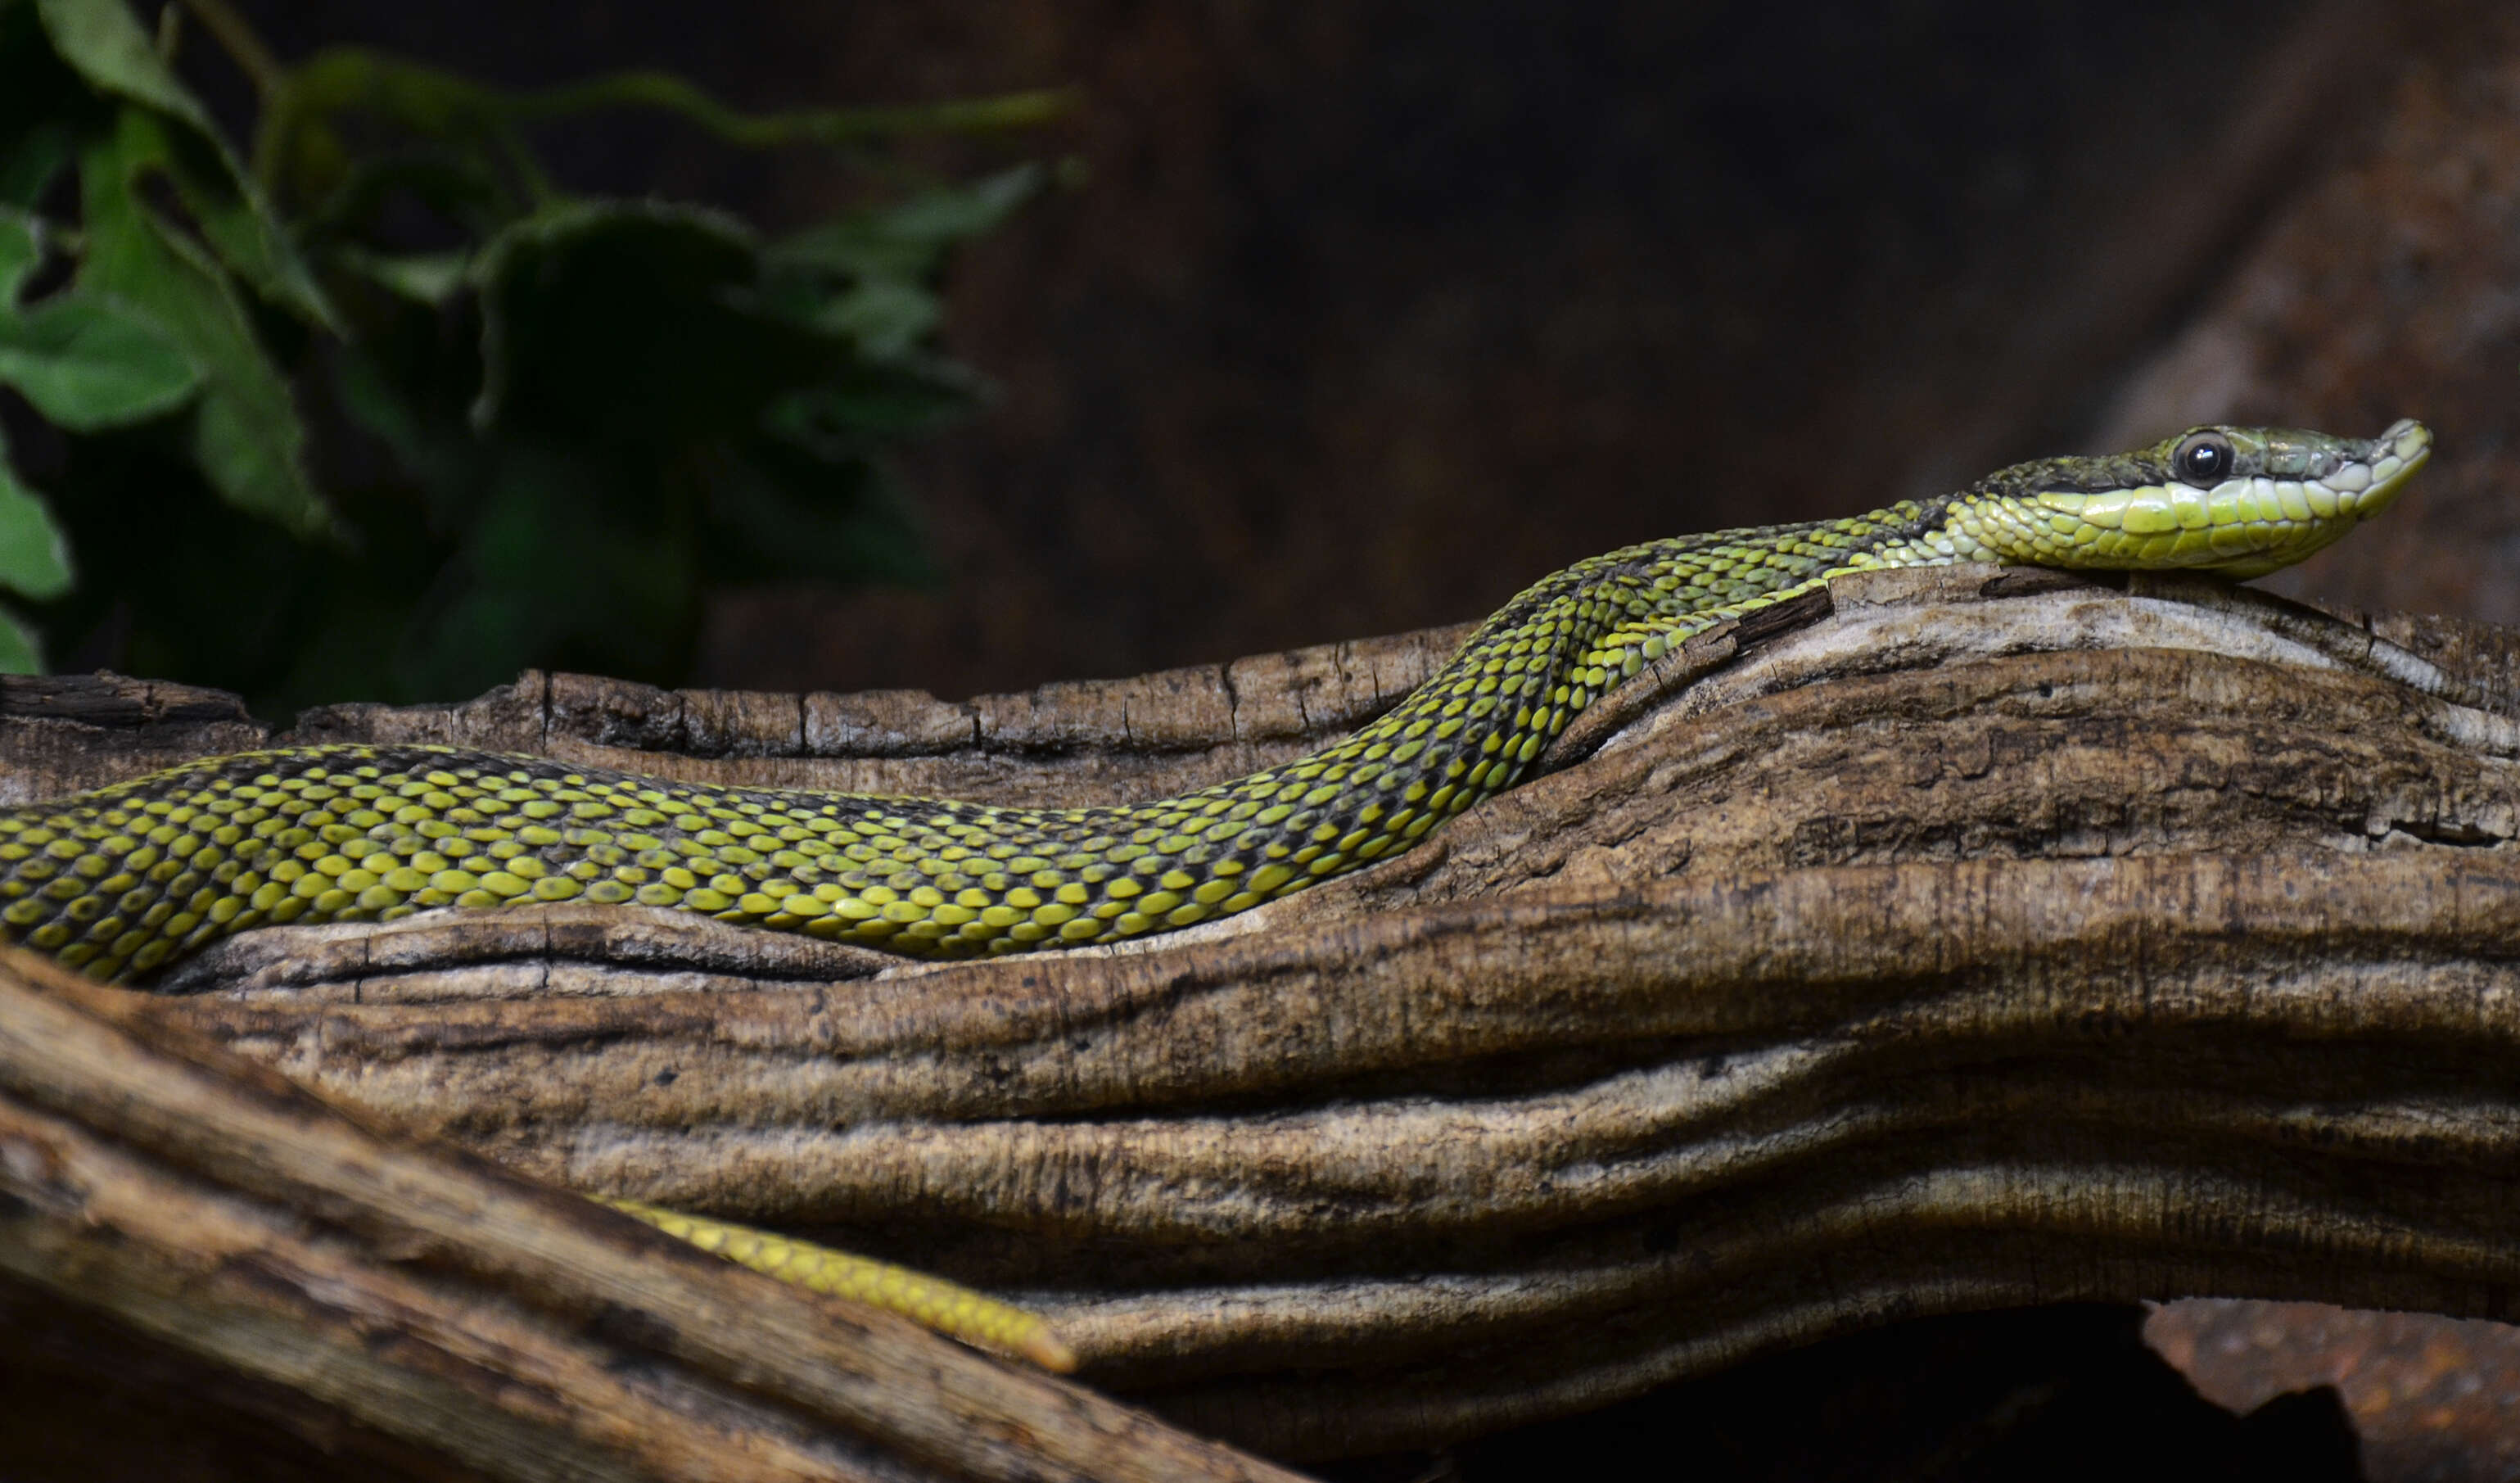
2353,418 -> 2432,518
1951,418 -> 2432,578
2188,417 -> 2431,576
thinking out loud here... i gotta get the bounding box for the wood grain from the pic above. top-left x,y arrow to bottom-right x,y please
11,566 -> 2520,1462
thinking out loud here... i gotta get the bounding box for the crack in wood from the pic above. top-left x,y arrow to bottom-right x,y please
11,567 -> 2520,1463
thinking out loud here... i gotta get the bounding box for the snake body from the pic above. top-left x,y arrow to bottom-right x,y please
0,419 -> 2436,1363
0,420 -> 2432,984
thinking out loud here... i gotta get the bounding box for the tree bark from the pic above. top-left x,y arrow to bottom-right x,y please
9,565 -> 2520,1463
0,949 -> 1308,1482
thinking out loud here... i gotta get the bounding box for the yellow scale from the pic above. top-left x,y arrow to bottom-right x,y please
0,418 -> 2435,1362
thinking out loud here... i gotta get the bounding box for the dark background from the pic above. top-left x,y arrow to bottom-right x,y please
132,1 -> 2520,1476
214,0 -> 2497,708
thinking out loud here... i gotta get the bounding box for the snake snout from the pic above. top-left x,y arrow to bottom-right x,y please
2175,418 -> 2430,577
2351,418 -> 2432,517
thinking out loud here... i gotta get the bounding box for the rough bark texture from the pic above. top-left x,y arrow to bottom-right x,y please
10,567 -> 2520,1464
0,947 -> 1310,1483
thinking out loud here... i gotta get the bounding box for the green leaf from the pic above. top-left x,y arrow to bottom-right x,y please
511,70 -> 1075,149
873,162 -> 1045,246
768,164 -> 1044,280
0,120 -> 72,210
280,47 -> 515,144
32,0 -> 216,133
271,45 -> 1071,167
468,199 -> 837,439
762,165 -> 1041,360
328,244 -> 471,306
0,432 -> 73,602
765,358 -> 982,454
399,445 -> 697,699
33,0 -> 338,331
0,206 -> 38,302
0,606 -> 40,672
151,122 -> 341,331
295,152 -> 517,244
0,288 -> 201,428
78,108 -> 334,538
0,0 -> 94,209
327,344 -> 440,480
802,277 -> 937,361
265,47 -> 547,216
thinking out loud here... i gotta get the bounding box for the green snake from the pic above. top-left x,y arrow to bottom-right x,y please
0,418 -> 2432,1362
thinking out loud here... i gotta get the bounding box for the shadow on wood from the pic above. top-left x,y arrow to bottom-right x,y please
8,564 -> 2520,1463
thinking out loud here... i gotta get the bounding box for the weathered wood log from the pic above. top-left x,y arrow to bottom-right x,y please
10,565 -> 2520,1463
0,945 -> 1311,1483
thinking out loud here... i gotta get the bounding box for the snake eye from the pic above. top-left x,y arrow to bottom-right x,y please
2173,431 -> 2235,486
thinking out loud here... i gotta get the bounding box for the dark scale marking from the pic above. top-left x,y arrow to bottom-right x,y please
0,422 -> 2427,980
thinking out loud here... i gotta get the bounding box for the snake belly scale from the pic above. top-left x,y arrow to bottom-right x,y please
0,420 -> 2432,984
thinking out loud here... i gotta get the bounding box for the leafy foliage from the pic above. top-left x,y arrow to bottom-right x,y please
0,0 -> 1060,708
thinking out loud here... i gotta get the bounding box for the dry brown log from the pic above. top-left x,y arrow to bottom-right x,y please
0,944 -> 1312,1483
11,564 -> 2520,1463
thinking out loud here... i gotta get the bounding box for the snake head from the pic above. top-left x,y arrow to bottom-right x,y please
1956,418 -> 2432,578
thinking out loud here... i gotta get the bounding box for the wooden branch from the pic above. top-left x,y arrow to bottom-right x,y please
12,568 -> 2520,1462
0,947 -> 1307,1481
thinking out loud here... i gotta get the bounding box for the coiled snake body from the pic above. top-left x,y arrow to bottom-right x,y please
0,421 -> 2433,985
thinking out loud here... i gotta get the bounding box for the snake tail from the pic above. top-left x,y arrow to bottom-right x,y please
603,1197 -> 1076,1372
